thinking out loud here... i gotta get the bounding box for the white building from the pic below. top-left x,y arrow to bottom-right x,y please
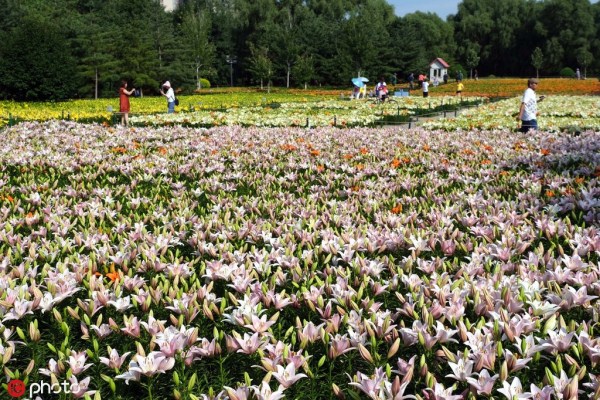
160,0 -> 179,12
429,58 -> 450,81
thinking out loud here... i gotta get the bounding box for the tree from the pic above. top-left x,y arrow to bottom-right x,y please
292,54 -> 314,89
179,5 -> 216,90
575,47 -> 593,78
0,15 -> 78,100
386,17 -> 421,79
537,0 -> 596,73
76,31 -> 120,99
452,0 -> 532,76
264,0 -> 310,88
247,45 -> 274,90
531,47 -> 544,78
544,37 -> 564,73
465,46 -> 480,79
401,12 -> 455,76
340,0 -> 395,80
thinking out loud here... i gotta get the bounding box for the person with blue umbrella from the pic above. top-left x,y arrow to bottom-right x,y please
351,77 -> 369,99
351,78 -> 363,99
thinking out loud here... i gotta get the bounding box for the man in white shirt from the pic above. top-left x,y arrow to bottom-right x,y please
517,78 -> 545,132
160,81 -> 176,113
422,78 -> 429,98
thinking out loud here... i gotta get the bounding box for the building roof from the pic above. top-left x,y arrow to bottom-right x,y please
429,58 -> 450,68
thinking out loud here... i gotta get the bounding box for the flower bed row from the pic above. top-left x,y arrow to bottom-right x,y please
0,121 -> 599,399
422,95 -> 600,132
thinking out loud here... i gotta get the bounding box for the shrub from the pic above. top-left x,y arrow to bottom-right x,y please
198,78 -> 211,89
449,65 -> 465,78
560,67 -> 575,78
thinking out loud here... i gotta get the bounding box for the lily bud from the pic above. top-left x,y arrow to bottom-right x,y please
25,359 -> 35,375
387,338 -> 401,359
392,376 -> 401,396
52,308 -> 63,324
420,362 -> 428,377
499,360 -> 508,382
441,346 -> 456,363
29,321 -> 41,342
503,323 -> 515,342
332,383 -> 345,399
425,372 -> 436,388
578,365 -> 587,381
564,354 -> 578,367
562,374 -> 578,400
458,320 -> 468,342
358,343 -> 374,364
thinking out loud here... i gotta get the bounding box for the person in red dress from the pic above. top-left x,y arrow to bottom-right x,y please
119,80 -> 135,126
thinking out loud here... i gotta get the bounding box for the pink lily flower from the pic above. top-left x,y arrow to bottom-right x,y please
348,367 -> 387,399
68,376 -> 97,399
154,326 -> 188,357
251,381 -> 285,400
466,369 -> 498,395
233,332 -> 264,355
423,382 -> 464,400
128,351 -> 175,376
243,314 -> 277,334
121,315 -> 141,338
38,358 -> 65,377
90,323 -> 113,339
272,363 -> 307,388
328,333 -> 355,359
497,377 -> 528,399
68,350 -> 93,375
223,385 -> 251,400
99,347 -> 131,369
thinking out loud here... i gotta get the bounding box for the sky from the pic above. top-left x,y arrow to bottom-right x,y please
388,0 -> 460,18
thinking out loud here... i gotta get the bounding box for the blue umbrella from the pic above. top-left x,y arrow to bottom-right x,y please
351,78 -> 365,88
358,77 -> 369,83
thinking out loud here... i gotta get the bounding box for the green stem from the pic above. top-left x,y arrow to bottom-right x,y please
146,377 -> 155,400
219,355 -> 226,387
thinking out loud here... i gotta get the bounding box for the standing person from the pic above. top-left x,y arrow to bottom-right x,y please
456,81 -> 464,97
359,84 -> 367,99
160,81 -> 176,113
517,78 -> 545,133
474,69 -> 479,80
119,80 -> 135,126
422,78 -> 429,98
576,68 -> 581,80
443,72 -> 449,84
408,73 -> 415,90
352,84 -> 360,99
375,77 -> 388,102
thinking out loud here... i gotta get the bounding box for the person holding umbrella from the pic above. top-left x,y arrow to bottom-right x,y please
351,77 -> 369,99
352,82 -> 361,99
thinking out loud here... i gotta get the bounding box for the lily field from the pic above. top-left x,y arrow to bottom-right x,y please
0,79 -> 599,399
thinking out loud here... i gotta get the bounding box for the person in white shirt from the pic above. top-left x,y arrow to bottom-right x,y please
517,78 -> 545,132
375,77 -> 388,102
160,81 -> 176,113
422,78 -> 429,98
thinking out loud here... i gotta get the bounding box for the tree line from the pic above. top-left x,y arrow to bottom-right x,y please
0,0 -> 598,100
